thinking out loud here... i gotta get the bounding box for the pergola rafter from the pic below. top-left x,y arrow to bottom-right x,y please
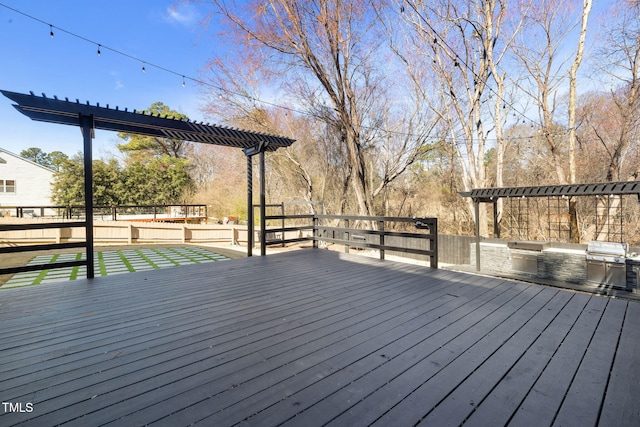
462,181 -> 640,202
1,90 -> 296,278
3,90 -> 294,150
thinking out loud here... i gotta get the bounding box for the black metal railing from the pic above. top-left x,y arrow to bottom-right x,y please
0,204 -> 208,280
262,213 -> 438,268
0,221 -> 88,276
5,204 -> 207,221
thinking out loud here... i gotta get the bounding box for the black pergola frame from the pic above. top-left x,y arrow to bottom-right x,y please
460,181 -> 640,271
0,90 -> 295,278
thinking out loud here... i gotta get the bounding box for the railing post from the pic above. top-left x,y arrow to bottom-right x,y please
345,219 -> 350,254
431,219 -> 438,269
475,200 -> 480,271
313,215 -> 318,248
232,225 -> 239,245
281,202 -> 286,247
379,220 -> 385,260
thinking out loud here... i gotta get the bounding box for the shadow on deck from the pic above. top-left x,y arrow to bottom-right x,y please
1,248 -> 639,426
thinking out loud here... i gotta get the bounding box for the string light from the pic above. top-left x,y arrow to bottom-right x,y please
403,1 -> 541,129
1,1 -> 565,144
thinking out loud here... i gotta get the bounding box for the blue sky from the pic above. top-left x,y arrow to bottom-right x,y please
0,1 -> 222,158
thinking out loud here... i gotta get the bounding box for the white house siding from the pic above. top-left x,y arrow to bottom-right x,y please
0,148 -> 55,217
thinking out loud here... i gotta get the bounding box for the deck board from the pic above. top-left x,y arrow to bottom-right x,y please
1,248 -> 639,426
599,301 -> 640,426
460,292 -> 591,427
552,298 -> 627,427
501,296 -> 609,427
195,278 -> 510,427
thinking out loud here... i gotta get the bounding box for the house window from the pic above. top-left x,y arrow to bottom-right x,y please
0,179 -> 15,193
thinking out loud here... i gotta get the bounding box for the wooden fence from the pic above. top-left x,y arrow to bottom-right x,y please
382,234 -> 474,266
0,219 -> 245,245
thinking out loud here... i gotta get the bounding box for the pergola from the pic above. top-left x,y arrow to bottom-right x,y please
1,90 -> 295,278
461,181 -> 640,270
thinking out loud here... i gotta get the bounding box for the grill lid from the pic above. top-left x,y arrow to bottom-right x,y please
586,241 -> 627,257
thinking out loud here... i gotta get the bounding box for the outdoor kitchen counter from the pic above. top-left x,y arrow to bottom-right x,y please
470,241 -> 639,294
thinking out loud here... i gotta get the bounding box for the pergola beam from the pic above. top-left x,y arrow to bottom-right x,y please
2,90 -> 294,150
462,181 -> 640,203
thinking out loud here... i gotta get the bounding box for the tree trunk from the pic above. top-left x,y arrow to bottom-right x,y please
567,0 -> 592,242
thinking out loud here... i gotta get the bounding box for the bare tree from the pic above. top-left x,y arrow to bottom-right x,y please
400,0 -> 519,236
578,0 -> 639,241
512,0 -> 575,183
199,53 -> 354,215
199,0 -> 379,216
592,0 -> 640,182
195,0 -> 437,217
512,0 -> 592,242
268,114 -> 350,215
568,0 -> 592,184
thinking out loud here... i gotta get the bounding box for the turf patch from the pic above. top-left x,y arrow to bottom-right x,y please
3,247 -> 230,288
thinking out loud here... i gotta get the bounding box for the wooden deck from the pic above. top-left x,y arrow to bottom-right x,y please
1,248 -> 639,426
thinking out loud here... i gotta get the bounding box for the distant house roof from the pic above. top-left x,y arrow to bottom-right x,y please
1,90 -> 295,152
0,147 -> 56,173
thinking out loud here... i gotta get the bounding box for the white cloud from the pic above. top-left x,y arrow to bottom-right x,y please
165,4 -> 199,26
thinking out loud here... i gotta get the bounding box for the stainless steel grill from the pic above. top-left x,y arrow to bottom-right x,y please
586,241 -> 627,288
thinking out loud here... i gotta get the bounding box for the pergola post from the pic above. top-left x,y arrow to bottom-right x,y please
475,199 -> 481,272
244,141 -> 269,257
259,148 -> 266,256
493,201 -> 500,238
80,114 -> 95,279
246,154 -> 253,257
